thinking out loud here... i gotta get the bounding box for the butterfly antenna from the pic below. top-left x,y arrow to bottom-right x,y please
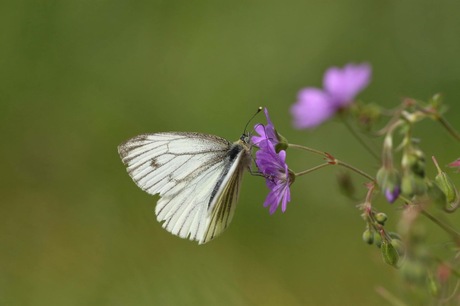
243,106 -> 263,135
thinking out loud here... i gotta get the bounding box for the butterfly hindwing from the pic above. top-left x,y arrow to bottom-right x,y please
204,156 -> 245,243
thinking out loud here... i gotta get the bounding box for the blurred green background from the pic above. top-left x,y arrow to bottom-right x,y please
2,1 -> 460,305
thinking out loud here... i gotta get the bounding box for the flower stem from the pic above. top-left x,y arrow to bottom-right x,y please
335,160 -> 376,182
437,116 -> 460,142
289,143 -> 375,182
288,143 -> 327,157
399,195 -> 460,244
413,103 -> 460,141
419,210 -> 460,244
295,162 -> 331,177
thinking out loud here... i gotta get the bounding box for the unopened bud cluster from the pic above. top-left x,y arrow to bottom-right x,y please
401,145 -> 426,198
376,133 -> 401,203
376,120 -> 459,212
360,204 -> 404,267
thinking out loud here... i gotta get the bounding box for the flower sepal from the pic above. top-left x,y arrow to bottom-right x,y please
274,131 -> 289,153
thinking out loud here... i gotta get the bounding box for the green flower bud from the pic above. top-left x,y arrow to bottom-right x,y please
381,240 -> 400,267
432,156 -> 459,212
402,149 -> 426,178
374,232 -> 382,248
401,173 -> 426,197
390,239 -> 405,258
375,212 -> 388,225
427,180 -> 447,209
435,171 -> 458,204
362,229 -> 374,245
376,167 -> 401,203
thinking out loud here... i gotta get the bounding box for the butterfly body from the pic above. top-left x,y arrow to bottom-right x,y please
118,132 -> 251,244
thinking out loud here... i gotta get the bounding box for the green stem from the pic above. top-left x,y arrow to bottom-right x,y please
289,143 -> 376,182
413,103 -> 460,141
335,160 -> 376,182
288,143 -> 326,157
399,195 -> 460,243
295,162 -> 331,177
438,116 -> 460,141
420,210 -> 460,244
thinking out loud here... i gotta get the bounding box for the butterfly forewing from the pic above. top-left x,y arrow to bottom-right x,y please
118,132 -> 250,244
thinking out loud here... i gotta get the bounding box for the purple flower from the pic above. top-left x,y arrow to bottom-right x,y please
385,185 -> 400,203
291,63 -> 372,129
256,140 -> 292,214
376,167 -> 401,204
251,108 -> 278,147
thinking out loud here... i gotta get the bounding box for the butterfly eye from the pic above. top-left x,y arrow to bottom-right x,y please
240,133 -> 251,143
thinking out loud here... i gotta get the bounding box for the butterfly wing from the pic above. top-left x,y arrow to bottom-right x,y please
118,132 -> 250,244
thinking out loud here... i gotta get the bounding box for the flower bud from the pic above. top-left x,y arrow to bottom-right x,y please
401,173 -> 426,197
362,229 -> 374,245
376,167 -> 401,203
374,232 -> 382,248
435,171 -> 458,204
375,212 -> 388,225
427,181 -> 447,209
381,240 -> 400,267
390,239 -> 405,258
432,156 -> 459,212
402,149 -> 426,178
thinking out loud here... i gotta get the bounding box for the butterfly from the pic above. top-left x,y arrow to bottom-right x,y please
118,131 -> 253,244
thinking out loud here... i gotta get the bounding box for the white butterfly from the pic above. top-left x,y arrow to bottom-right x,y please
118,132 -> 252,244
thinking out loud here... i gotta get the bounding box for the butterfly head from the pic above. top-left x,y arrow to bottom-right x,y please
241,106 -> 263,144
